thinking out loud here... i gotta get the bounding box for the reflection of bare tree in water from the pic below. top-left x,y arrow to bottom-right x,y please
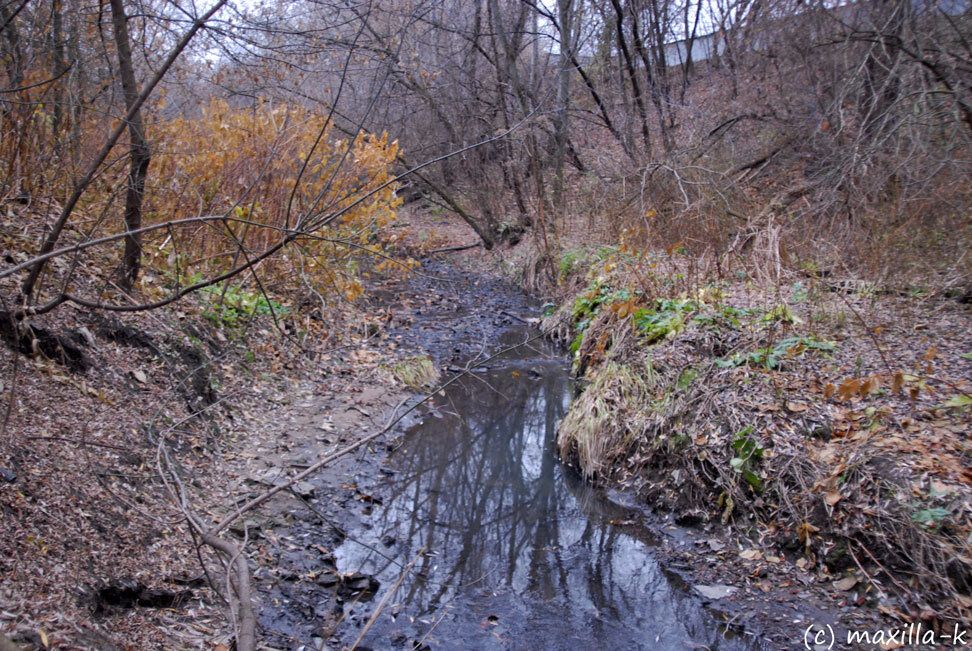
337,357 -> 749,649
379,363 -> 568,610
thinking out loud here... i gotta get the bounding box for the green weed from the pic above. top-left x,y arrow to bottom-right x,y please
715,335 -> 836,370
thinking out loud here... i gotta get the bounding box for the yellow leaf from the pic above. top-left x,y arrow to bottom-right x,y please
825,490 -> 841,506
797,521 -> 820,545
892,372 -> 904,394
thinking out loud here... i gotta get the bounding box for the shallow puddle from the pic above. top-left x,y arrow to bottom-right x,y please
329,330 -> 755,650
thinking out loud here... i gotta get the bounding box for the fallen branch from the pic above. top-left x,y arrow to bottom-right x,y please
428,242 -> 483,255
196,527 -> 256,651
206,331 -> 547,538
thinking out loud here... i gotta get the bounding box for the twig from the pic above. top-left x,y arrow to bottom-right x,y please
27,435 -> 129,451
846,541 -> 888,601
207,332 -> 546,538
854,539 -> 914,599
349,546 -> 427,650
499,309 -> 532,325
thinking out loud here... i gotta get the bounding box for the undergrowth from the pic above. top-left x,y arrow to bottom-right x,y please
542,242 -> 972,622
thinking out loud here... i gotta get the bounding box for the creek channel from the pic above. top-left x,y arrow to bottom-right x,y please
255,264 -> 761,650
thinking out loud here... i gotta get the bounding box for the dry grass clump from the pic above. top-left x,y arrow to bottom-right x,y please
386,355 -> 440,391
557,361 -> 649,478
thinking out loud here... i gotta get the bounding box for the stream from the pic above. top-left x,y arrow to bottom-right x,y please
255,264 -> 762,649
324,328 -> 754,649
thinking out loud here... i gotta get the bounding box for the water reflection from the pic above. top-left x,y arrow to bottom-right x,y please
335,346 -> 750,650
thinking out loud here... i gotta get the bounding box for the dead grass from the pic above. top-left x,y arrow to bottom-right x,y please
556,361 -> 649,478
547,250 -> 972,623
385,355 -> 440,391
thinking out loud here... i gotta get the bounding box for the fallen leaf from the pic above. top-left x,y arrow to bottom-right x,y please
786,401 -> 808,413
797,522 -> 819,545
861,376 -> 879,397
837,378 -> 860,401
825,490 -> 842,506
834,576 -> 857,591
133,369 -> 147,383
739,549 -> 763,561
892,372 -> 904,394
930,480 -> 955,495
823,383 -> 836,398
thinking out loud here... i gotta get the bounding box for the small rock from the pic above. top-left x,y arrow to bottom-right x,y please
346,573 -> 380,593
693,584 -> 738,600
316,571 -> 340,588
229,518 -> 265,539
77,327 -> 97,347
294,481 -> 316,498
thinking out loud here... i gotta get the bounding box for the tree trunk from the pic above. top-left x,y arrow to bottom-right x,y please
109,0 -> 151,292
552,0 -> 572,223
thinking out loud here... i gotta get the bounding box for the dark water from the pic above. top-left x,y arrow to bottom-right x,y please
330,331 -> 754,650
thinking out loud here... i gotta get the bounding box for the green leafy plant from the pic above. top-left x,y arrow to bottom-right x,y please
715,335 -> 836,370
570,331 -> 585,356
912,506 -> 950,529
632,298 -> 697,343
943,394 -> 972,410
760,303 -> 803,325
692,304 -> 758,329
790,281 -> 809,303
200,282 -> 288,328
730,425 -> 764,489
